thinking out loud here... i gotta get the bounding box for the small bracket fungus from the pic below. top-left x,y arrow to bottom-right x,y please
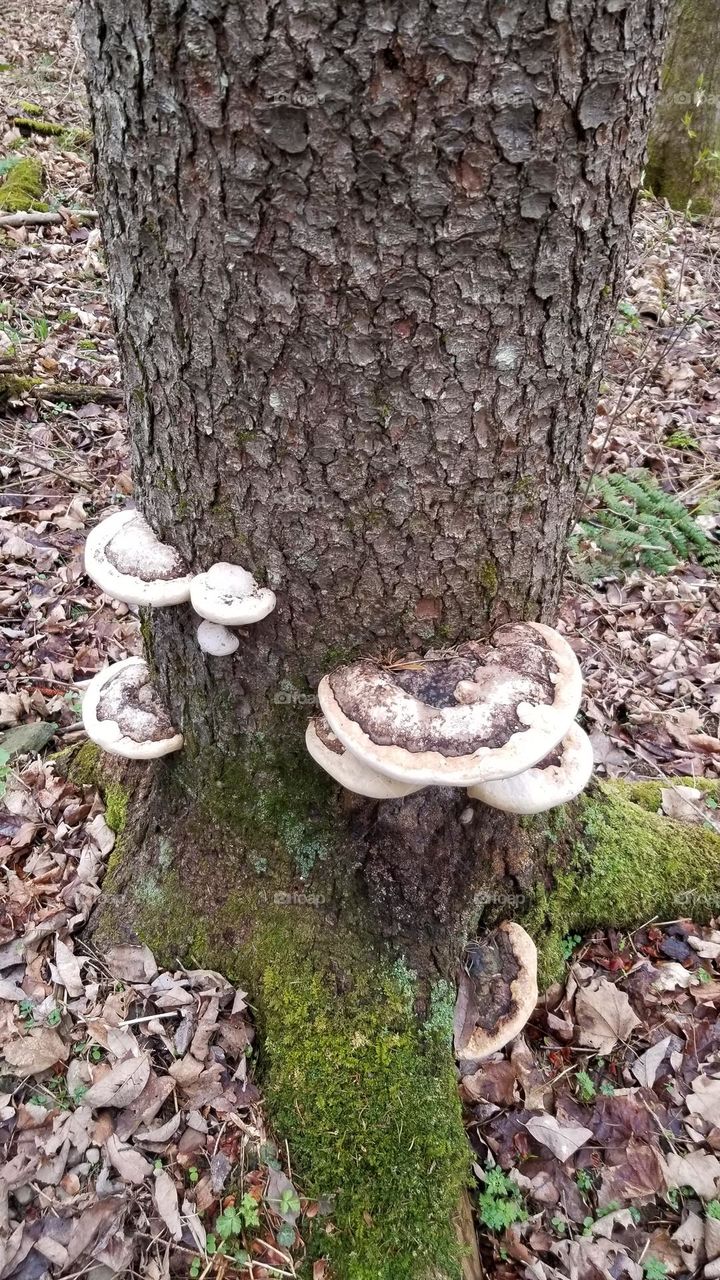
85,508 -> 193,607
190,562 -> 276,626
454,922 -> 538,1061
82,656 -> 183,759
318,623 -> 582,788
306,715 -> 425,800
467,722 -> 594,815
196,620 -> 239,657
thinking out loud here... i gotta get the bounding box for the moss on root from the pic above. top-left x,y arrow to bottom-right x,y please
524,779 -> 720,987
0,157 -> 47,212
124,875 -> 468,1280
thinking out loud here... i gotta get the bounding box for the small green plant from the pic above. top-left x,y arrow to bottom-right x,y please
18,997 -> 36,1028
666,1188 -> 680,1211
32,317 -> 50,341
562,933 -> 582,961
571,470 -> 720,581
707,1200 -> 720,1220
583,1202 -> 620,1236
599,1080 -> 616,1096
576,1169 -> 594,1196
551,1215 -> 567,1236
477,1167 -> 527,1233
697,968 -> 712,984
575,1070 -> 597,1103
279,1187 -> 301,1217
643,1259 -> 668,1280
188,1166 -> 199,1185
189,1260 -> 201,1279
615,300 -> 642,334
665,429 -> 699,450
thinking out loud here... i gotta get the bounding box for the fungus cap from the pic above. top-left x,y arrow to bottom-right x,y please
196,620 -> 239,657
84,509 -> 193,607
190,562 -> 276,626
306,716 -> 424,800
454,922 -> 538,1061
318,623 -> 582,788
467,723 -> 593,814
82,656 -> 183,760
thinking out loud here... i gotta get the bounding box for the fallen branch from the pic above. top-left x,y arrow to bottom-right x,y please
0,209 -> 98,228
0,374 -> 123,406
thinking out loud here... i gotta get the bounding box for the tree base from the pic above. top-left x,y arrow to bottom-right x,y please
71,743 -> 720,1280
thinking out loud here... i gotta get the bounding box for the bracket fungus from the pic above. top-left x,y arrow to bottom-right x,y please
318,623 -> 582,788
84,509 -> 193,607
196,620 -> 239,657
190,562 -> 276,627
82,656 -> 183,759
467,722 -> 593,814
306,715 -> 425,800
454,923 -> 538,1060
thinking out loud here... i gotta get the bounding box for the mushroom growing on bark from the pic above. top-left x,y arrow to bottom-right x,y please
318,623 -> 582,788
84,508 -> 193,606
190,562 -> 276,626
467,723 -> 594,814
454,922 -> 538,1061
306,715 -> 425,800
196,620 -> 240,657
82,656 -> 183,759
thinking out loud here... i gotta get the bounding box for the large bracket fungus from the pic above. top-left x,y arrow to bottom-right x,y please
467,722 -> 594,814
82,657 -> 183,759
454,923 -> 538,1060
317,623 -> 582,789
306,715 -> 425,800
84,508 -> 193,606
190,562 -> 276,627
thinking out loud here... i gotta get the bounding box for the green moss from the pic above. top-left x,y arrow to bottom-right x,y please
19,101 -> 43,116
199,730 -> 335,881
68,740 -> 102,786
0,157 -> 47,213
524,780 -> 720,987
104,783 -> 128,834
126,874 -> 467,1280
13,116 -> 64,136
478,559 -> 498,596
67,741 -> 128,877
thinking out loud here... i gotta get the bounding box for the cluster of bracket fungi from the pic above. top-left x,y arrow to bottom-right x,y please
81,505 -> 593,1056
81,506 -> 593,812
82,508 -> 275,759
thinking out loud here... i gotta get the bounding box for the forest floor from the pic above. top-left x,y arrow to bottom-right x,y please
1,3 -> 720,1280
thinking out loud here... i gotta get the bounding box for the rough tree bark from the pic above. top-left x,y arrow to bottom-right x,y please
647,0 -> 720,212
79,2 -> 673,1276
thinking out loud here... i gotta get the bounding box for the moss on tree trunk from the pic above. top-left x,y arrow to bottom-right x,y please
74,742 -> 720,1280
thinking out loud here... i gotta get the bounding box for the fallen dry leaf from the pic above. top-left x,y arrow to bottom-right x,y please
575,978 -> 641,1053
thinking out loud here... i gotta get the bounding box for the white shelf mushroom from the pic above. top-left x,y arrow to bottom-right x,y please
467,723 -> 593,814
318,623 -> 582,789
190,562 -> 276,626
454,923 -> 538,1061
82,657 -> 183,759
196,620 -> 239,657
85,509 -> 193,607
306,716 -> 425,800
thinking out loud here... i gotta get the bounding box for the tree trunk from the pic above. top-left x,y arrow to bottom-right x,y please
79,2 -> 671,1275
647,0 -> 720,212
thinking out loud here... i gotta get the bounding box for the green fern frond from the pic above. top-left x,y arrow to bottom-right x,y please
570,469 -> 719,580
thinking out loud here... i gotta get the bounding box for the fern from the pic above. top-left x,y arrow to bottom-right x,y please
570,470 -> 720,581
